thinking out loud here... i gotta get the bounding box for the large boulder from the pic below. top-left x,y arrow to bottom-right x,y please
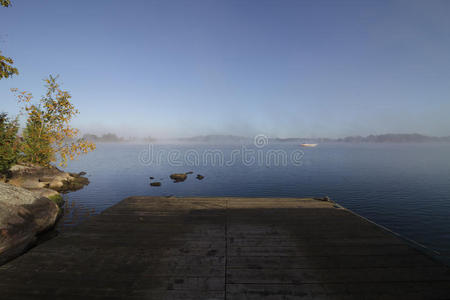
27,188 -> 60,199
0,182 -> 59,265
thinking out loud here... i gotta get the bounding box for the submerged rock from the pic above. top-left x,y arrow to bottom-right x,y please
150,182 -> 161,187
0,182 -> 59,265
170,173 -> 187,183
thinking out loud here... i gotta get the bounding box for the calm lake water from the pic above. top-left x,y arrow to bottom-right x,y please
61,142 -> 450,263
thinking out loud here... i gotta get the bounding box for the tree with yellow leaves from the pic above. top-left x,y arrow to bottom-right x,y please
0,1 -> 11,7
0,0 -> 19,80
0,51 -> 18,80
13,75 -> 96,167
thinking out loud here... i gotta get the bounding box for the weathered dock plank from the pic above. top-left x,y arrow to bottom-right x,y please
0,197 -> 449,299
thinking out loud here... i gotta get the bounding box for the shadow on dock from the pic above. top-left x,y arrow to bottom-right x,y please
1,197 -> 449,299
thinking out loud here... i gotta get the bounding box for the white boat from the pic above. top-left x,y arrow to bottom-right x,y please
300,143 -> 318,147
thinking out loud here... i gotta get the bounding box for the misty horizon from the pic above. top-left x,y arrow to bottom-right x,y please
79,131 -> 450,142
2,1 -> 450,138
76,129 -> 450,141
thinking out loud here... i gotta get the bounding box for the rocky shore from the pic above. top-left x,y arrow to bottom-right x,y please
0,182 -> 59,265
0,164 -> 89,264
4,163 -> 88,197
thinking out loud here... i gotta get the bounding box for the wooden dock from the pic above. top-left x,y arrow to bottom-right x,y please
1,197 -> 450,299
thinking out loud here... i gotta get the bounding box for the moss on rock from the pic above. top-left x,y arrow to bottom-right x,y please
47,194 -> 64,207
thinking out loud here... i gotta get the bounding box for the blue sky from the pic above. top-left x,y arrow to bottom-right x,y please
1,0 -> 449,138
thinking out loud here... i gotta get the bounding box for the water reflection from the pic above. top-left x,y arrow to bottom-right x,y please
57,196 -> 97,228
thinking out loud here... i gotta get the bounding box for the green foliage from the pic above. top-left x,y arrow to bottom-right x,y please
21,109 -> 54,166
0,112 -> 20,174
1,0 -> 11,7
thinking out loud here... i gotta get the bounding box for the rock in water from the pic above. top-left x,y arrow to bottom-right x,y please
196,174 -> 204,180
170,173 -> 187,182
54,176 -> 89,193
150,182 -> 161,187
0,182 -> 59,265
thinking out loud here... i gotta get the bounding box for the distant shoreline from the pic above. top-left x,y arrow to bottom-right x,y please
83,133 -> 450,144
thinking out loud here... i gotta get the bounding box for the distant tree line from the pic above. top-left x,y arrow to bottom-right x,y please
334,134 -> 450,143
274,134 -> 450,143
82,134 -> 156,143
83,133 -> 125,143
